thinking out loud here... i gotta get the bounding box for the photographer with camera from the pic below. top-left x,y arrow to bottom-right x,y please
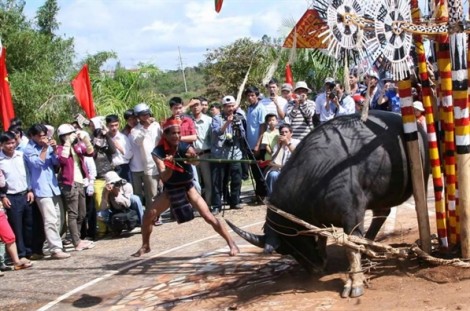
330,82 -> 356,117
285,81 -> 315,140
56,124 -> 96,251
210,96 -> 245,214
98,171 -> 143,234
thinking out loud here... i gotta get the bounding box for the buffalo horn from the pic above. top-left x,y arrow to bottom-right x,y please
225,219 -> 266,248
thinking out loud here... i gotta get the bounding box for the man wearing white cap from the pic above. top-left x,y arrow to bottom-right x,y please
129,103 -> 162,213
285,81 -> 315,140
99,171 -> 143,227
210,95 -> 245,213
413,101 -> 427,133
364,70 -> 383,109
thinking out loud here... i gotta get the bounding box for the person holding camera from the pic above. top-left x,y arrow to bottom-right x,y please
89,116 -> 118,237
98,171 -> 143,229
210,95 -> 245,214
24,124 -> 70,259
314,77 -> 337,124
285,81 -> 315,140
56,124 -> 96,251
330,82 -> 356,117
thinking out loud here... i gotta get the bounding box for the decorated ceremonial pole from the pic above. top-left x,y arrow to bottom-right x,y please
434,0 -> 459,246
448,0 -> 470,258
398,77 -> 431,253
411,0 -> 448,248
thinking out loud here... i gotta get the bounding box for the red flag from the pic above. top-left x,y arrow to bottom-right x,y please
285,63 -> 293,85
0,48 -> 15,131
71,64 -> 96,118
215,0 -> 223,13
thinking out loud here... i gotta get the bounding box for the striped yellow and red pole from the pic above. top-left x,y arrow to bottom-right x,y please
434,0 -> 459,246
411,0 -> 448,248
398,78 -> 431,253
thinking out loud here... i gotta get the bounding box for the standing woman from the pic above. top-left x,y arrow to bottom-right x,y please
56,124 -> 95,251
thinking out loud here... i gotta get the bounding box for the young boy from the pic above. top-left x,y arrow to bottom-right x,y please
261,113 -> 279,161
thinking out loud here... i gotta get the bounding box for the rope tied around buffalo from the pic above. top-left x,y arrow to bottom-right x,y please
265,202 -> 470,267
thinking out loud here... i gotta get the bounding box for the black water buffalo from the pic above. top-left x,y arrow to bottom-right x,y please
227,110 -> 429,298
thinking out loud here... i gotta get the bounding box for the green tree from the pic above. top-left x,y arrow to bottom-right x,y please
91,62 -> 169,122
0,0 -> 75,127
203,38 -> 271,101
36,0 -> 59,37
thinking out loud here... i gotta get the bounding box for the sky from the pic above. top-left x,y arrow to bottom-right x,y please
23,0 -> 310,71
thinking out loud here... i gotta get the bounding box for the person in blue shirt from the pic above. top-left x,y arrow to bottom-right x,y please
245,86 -> 268,201
23,124 -> 70,259
210,95 -> 244,214
131,119 -> 239,258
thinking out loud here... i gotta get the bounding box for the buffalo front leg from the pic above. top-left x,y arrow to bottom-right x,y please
365,208 -> 391,240
341,248 -> 365,298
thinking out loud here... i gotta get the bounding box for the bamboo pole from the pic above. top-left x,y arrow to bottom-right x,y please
173,158 -> 259,164
397,78 -> 431,253
411,0 -> 448,249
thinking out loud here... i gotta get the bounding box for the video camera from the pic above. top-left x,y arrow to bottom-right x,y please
232,114 -> 244,128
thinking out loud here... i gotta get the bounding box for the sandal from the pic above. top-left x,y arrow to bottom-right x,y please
14,262 -> 33,270
19,258 -> 32,265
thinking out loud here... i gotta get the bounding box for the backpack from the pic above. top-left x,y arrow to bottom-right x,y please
109,209 -> 139,234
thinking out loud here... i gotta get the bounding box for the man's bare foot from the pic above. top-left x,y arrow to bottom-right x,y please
131,247 -> 150,257
229,243 -> 240,256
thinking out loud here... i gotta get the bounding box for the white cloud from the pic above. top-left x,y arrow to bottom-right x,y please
24,0 -> 309,70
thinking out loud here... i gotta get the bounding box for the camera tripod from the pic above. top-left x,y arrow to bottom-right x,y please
231,123 -> 267,205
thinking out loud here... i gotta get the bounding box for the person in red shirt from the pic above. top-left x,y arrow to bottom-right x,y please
166,97 -> 197,144
165,97 -> 201,195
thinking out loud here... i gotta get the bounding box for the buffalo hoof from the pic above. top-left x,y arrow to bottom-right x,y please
341,286 -> 351,298
350,286 -> 364,298
341,285 -> 364,298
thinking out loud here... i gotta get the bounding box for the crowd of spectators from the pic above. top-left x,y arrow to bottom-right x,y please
0,71 -> 429,271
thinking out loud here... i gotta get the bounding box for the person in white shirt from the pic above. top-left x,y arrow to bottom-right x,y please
265,124 -> 299,196
106,114 -> 133,182
129,103 -> 162,212
0,131 -> 34,259
189,97 -> 213,205
260,78 -> 288,121
331,82 -> 356,117
314,77 -> 337,124
285,81 -> 316,140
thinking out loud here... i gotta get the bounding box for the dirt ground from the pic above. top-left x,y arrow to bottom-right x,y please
168,194 -> 470,311
3,187 -> 470,311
